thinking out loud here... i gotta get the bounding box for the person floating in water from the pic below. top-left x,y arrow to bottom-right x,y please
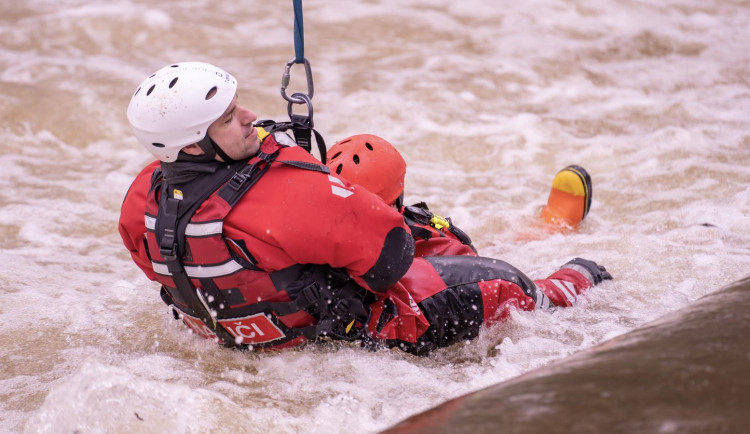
325,134 -> 594,256
119,62 -> 611,355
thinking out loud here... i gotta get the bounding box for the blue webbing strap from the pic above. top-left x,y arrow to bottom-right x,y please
293,0 -> 304,63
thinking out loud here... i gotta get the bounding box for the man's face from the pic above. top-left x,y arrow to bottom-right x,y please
207,94 -> 260,161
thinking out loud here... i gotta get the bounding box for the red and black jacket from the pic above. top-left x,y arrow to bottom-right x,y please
119,130 -> 414,349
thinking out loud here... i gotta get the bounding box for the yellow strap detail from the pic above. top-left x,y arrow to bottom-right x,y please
255,126 -> 270,142
430,215 -> 450,230
345,319 -> 355,334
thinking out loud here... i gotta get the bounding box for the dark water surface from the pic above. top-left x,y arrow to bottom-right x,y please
386,276 -> 750,433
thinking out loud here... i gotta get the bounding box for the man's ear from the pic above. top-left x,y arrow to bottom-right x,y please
181,143 -> 205,156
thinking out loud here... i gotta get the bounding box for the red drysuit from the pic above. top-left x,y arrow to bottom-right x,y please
120,130 -> 598,355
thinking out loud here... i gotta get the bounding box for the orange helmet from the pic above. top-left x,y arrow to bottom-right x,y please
326,134 -> 406,205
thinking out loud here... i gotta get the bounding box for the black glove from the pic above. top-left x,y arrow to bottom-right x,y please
563,258 -> 613,285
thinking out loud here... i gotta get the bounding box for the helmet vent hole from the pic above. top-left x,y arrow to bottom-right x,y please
146,84 -> 156,96
353,155 -> 360,165
133,87 -> 141,97
152,143 -> 165,148
331,151 -> 341,160
365,142 -> 373,151
169,77 -> 178,88
170,64 -> 179,68
336,164 -> 343,174
205,86 -> 217,100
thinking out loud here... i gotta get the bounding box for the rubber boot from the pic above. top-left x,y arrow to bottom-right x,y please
540,165 -> 592,227
534,258 -> 612,308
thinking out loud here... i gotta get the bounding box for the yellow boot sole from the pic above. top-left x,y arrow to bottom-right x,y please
540,165 -> 592,226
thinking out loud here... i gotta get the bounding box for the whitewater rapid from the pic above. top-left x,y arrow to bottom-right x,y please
1,0 -> 749,432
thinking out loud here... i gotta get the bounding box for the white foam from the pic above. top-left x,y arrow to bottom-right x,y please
25,359 -> 223,433
2,0 -> 750,432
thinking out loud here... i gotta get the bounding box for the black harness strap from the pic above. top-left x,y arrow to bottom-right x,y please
186,266 -> 371,345
155,159 -> 249,256
217,151 -> 330,205
402,203 -> 439,241
447,225 -> 476,251
151,130 -> 369,348
218,150 -> 279,206
255,119 -> 328,163
154,158 -> 259,347
278,160 -> 330,173
402,202 -> 476,252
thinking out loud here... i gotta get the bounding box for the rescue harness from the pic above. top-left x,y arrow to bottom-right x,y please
147,130 -> 371,349
402,202 -> 477,254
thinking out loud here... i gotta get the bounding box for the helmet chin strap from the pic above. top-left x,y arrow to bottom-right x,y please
175,133 -> 238,164
194,134 -> 237,164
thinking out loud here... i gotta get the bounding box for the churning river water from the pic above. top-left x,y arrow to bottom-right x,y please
1,0 -> 749,432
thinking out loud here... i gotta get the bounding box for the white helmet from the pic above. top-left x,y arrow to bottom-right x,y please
127,62 -> 237,162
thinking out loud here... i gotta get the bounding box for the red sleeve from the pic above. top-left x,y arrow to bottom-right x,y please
223,146 -> 413,292
414,237 -> 478,257
118,161 -> 160,281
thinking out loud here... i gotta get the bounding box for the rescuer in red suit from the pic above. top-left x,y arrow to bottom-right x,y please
325,135 -> 612,354
119,62 -> 611,356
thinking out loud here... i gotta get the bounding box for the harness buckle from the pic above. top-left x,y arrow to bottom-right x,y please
403,205 -> 433,225
330,299 -> 351,320
287,93 -> 314,153
227,172 -> 249,191
227,161 -> 265,192
159,228 -> 178,259
429,215 -> 451,230
296,282 -> 332,314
